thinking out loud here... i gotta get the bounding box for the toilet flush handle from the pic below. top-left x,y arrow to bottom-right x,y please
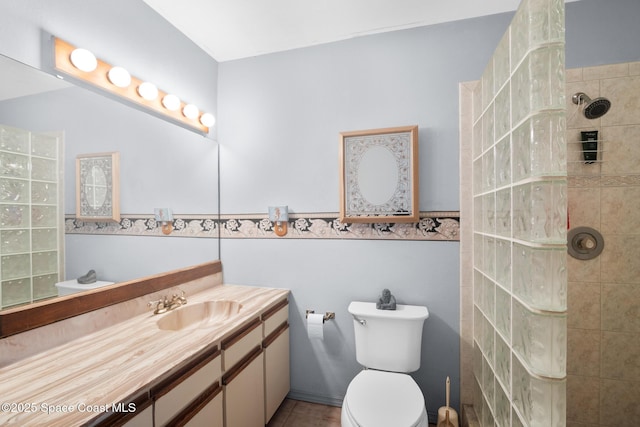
352,315 -> 366,326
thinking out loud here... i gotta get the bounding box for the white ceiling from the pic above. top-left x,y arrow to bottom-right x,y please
142,0 -> 580,62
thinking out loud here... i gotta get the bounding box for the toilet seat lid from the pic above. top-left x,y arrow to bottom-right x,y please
344,370 -> 426,427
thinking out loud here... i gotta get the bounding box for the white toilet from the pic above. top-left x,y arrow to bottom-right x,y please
342,301 -> 430,427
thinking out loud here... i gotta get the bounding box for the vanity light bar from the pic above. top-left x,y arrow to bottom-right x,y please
53,37 -> 214,133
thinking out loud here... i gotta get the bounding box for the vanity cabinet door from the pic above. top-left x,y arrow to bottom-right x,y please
264,323 -> 290,424
223,347 -> 264,427
152,347 -> 222,427
121,405 -> 153,427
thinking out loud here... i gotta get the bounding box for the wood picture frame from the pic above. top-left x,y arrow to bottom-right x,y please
76,151 -> 120,222
339,125 -> 419,223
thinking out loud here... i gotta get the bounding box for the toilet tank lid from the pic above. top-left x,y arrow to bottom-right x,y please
348,301 -> 429,320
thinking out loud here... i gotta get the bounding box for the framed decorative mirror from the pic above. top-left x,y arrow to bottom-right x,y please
339,125 -> 419,223
76,152 -> 120,221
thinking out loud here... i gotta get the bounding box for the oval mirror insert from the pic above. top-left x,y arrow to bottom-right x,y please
85,165 -> 108,208
357,145 -> 398,205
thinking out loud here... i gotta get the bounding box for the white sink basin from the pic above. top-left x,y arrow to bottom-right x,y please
156,300 -> 242,331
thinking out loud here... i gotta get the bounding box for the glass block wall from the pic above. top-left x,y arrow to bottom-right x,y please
471,0 -> 567,425
0,125 -> 64,309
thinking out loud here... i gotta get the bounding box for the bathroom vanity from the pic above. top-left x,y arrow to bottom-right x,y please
0,261 -> 290,427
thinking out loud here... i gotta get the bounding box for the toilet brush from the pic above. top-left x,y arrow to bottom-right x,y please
437,376 -> 459,427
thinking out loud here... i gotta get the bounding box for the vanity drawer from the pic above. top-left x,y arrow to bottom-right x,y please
153,347 -> 222,426
221,318 -> 262,370
262,299 -> 289,338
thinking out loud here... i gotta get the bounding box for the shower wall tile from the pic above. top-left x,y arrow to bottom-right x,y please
567,328 -> 600,376
600,125 -> 640,176
568,187 -> 600,227
566,375 -> 600,424
601,283 -> 640,334
601,186 -> 640,232
567,254 -> 600,283
599,379 -> 640,424
600,234 -> 640,284
567,281 -> 600,330
565,67 -> 582,83
582,63 -> 630,81
600,331 -> 640,381
602,76 -> 640,126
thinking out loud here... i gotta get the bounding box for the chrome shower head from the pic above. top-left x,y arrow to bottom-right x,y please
572,92 -> 611,119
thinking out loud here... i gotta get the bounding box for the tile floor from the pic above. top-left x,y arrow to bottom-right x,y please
267,399 -> 438,426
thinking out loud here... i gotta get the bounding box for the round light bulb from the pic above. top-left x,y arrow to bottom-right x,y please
199,113 -> 216,127
69,48 -> 97,72
182,104 -> 199,119
137,82 -> 158,100
162,94 -> 181,111
107,66 -> 131,88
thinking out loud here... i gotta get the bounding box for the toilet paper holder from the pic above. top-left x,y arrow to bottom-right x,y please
306,310 -> 335,323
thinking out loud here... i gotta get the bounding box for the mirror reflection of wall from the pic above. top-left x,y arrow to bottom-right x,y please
0,54 -> 220,310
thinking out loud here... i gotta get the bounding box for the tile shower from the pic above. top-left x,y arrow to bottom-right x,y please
566,61 -> 640,426
461,0 -> 568,425
460,6 -> 640,426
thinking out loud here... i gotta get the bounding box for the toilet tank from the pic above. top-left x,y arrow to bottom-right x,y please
348,301 -> 429,373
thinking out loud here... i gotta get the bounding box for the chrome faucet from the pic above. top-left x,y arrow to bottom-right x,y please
148,290 -> 187,315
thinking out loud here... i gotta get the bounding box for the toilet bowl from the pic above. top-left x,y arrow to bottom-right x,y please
55,279 -> 114,296
341,370 -> 428,427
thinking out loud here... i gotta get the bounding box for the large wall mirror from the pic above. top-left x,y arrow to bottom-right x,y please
0,53 -> 220,321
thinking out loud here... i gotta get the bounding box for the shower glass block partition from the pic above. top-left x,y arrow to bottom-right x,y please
470,0 -> 567,425
0,125 -> 64,309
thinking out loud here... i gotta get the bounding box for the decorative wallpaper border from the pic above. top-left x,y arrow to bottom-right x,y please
65,212 -> 460,241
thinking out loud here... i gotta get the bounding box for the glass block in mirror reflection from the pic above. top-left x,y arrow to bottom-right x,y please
31,205 -> 57,227
474,196 -> 483,233
483,315 -> 495,365
1,253 -> 30,280
495,334 -> 511,395
494,31 -> 511,92
32,228 -> 57,251
512,120 -> 532,182
513,300 -> 566,378
33,273 -> 58,300
473,158 -> 483,196
511,57 -> 531,126
495,87 -> 511,141
512,184 -> 531,240
0,205 -> 28,228
495,188 -> 511,237
31,182 -> 57,204
0,178 -> 28,203
483,192 -> 495,234
482,105 -> 495,152
1,278 -> 31,308
483,235 -> 496,281
474,305 -> 484,348
32,251 -> 58,275
481,61 -> 494,112
495,378 -> 511,427
473,342 -> 484,384
512,356 -> 566,427
495,136 -> 511,188
495,285 -> 511,342
0,152 -> 29,179
472,81 -> 483,123
482,395 -> 495,427
483,274 -> 496,322
30,157 -> 57,182
0,126 -> 29,153
482,150 -> 495,192
495,239 -> 511,290
1,229 -> 29,254
31,134 -> 58,159
482,354 -> 495,409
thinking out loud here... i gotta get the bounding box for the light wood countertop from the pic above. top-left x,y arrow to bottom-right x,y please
0,284 -> 289,426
